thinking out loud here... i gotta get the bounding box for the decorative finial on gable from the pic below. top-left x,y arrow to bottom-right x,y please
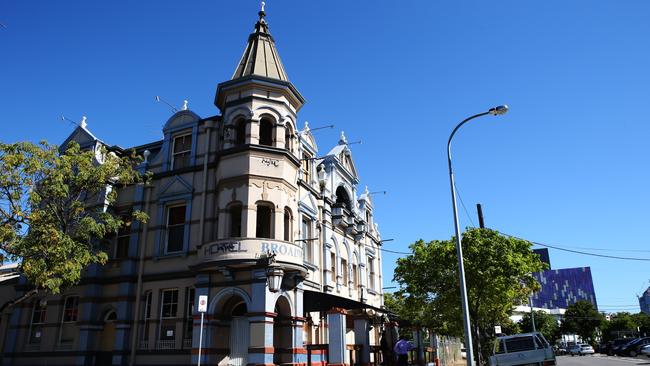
364,186 -> 369,195
304,121 -> 310,131
80,115 -> 87,129
339,131 -> 347,145
182,100 -> 188,111
261,1 -> 265,12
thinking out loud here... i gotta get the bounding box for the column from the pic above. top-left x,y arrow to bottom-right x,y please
412,328 -> 424,366
249,118 -> 260,145
292,284 -> 307,365
274,209 -> 284,241
327,307 -> 347,366
243,204 -> 256,238
248,269 -> 275,366
354,316 -> 371,366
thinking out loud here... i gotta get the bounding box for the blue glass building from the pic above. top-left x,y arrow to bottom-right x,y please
640,287 -> 650,314
531,267 -> 598,310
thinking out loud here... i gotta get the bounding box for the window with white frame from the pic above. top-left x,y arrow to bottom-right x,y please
229,203 -> 242,237
330,252 -> 336,282
301,216 -> 313,262
183,287 -> 195,344
166,205 -> 186,253
352,263 -> 359,289
141,291 -> 153,344
284,208 -> 293,242
115,216 -> 131,259
368,257 -> 376,291
29,300 -> 47,343
62,296 -> 79,322
341,258 -> 348,286
160,289 -> 179,341
302,152 -> 312,183
171,134 -> 192,170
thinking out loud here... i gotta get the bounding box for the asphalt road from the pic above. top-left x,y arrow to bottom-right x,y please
557,355 -> 650,365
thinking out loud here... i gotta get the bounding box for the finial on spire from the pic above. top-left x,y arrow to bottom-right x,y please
364,186 -> 369,195
259,1 -> 266,19
182,100 -> 188,111
339,131 -> 347,145
80,115 -> 87,128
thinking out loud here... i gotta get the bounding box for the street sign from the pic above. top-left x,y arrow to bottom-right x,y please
494,325 -> 502,334
198,295 -> 208,313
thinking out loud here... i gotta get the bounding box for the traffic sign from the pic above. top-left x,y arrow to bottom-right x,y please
198,295 -> 208,313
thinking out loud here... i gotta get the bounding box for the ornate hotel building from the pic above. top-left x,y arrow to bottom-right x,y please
0,6 -> 386,366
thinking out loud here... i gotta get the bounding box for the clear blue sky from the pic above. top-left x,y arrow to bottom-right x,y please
2,1 -> 649,313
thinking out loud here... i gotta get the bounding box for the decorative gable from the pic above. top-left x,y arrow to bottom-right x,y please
157,175 -> 194,199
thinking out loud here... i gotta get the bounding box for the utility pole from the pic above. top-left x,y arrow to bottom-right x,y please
476,203 -> 485,228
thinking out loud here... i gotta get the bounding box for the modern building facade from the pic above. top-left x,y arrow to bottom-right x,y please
531,267 -> 598,311
640,287 -> 650,314
0,7 -> 386,366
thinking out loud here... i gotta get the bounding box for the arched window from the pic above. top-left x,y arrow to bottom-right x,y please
229,204 -> 243,238
256,203 -> 273,239
335,186 -> 351,211
284,124 -> 293,151
259,118 -> 274,146
283,208 -> 292,241
235,119 -> 246,146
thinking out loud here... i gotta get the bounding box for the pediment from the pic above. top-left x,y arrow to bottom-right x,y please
298,192 -> 318,217
61,126 -> 99,149
158,175 -> 193,199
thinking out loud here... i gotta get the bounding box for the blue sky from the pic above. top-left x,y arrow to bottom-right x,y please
2,1 -> 649,313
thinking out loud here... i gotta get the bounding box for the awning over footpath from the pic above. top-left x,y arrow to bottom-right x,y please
303,290 -> 389,314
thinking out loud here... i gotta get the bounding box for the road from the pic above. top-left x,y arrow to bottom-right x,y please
557,355 -> 650,365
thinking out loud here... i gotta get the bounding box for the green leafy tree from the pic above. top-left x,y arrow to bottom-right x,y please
518,310 -> 560,343
602,312 -> 637,341
560,301 -> 604,344
393,228 -> 547,364
0,141 -> 148,294
631,312 -> 650,337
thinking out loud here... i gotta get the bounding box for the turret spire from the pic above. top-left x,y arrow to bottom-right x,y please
231,3 -> 289,81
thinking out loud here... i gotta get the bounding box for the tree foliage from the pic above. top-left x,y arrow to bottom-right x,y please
518,310 -> 560,343
560,300 -> 604,344
393,228 -> 547,362
0,141 -> 148,293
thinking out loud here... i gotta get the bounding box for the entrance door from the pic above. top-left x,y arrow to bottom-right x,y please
229,316 -> 249,366
97,311 -> 117,366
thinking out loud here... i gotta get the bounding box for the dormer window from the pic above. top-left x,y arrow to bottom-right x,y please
302,152 -> 312,184
172,134 -> 192,169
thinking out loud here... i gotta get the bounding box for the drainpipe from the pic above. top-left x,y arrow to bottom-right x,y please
129,175 -> 153,365
198,120 -> 214,246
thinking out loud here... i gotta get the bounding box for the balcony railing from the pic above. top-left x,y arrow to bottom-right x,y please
139,340 -> 149,349
155,340 -> 176,350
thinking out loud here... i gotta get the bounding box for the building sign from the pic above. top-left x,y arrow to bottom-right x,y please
202,239 -> 303,264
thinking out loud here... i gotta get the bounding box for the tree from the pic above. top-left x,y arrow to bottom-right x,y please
560,301 -> 604,344
602,312 -> 636,341
393,228 -> 547,364
0,141 -> 147,294
518,310 -> 560,343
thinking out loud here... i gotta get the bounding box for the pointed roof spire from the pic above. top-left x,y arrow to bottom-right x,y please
231,2 -> 289,81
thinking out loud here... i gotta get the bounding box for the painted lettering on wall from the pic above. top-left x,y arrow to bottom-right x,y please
261,242 -> 303,259
260,157 -> 279,167
204,241 -> 246,256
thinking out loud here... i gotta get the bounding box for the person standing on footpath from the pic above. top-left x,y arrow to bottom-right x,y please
394,335 -> 413,366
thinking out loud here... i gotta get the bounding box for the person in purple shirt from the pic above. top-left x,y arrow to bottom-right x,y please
393,335 -> 413,366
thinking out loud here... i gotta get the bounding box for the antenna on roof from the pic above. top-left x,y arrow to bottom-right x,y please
155,95 -> 179,113
347,140 -> 362,146
60,114 -> 84,128
310,124 -> 334,132
369,191 -> 387,196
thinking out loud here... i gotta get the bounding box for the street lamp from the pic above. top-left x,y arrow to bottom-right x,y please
447,105 -> 508,366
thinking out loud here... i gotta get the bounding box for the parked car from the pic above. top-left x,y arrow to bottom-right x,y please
616,337 -> 650,357
609,338 -> 635,355
569,344 -> 595,356
489,332 -> 556,366
461,347 -> 467,359
640,344 -> 650,357
607,338 -> 638,356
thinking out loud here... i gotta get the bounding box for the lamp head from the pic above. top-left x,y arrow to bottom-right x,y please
489,105 -> 509,116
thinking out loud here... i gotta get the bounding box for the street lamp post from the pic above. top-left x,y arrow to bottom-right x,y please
447,105 -> 508,366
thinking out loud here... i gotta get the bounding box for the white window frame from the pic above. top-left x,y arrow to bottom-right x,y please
171,133 -> 192,170
165,204 -> 186,254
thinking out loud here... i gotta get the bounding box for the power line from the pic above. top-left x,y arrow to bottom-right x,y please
453,182 -> 475,228
501,232 -> 650,262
